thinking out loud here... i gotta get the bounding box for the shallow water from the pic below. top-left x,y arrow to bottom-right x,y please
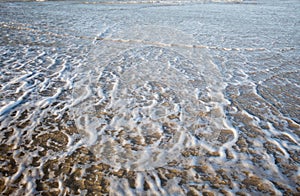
0,0 -> 299,195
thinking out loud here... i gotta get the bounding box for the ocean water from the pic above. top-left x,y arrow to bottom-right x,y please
0,0 -> 299,195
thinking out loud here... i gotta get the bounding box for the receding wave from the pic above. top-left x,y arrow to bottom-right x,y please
71,25 -> 236,171
1,0 -> 299,195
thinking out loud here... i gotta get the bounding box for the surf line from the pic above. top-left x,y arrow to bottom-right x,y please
0,22 -> 267,52
94,37 -> 267,52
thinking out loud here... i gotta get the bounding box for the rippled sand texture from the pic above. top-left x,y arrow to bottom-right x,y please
1,0 -> 300,195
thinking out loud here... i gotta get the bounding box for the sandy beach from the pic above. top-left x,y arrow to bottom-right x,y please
0,0 -> 299,195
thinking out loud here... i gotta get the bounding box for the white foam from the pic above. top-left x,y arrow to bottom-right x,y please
1,0 -> 299,194
69,24 -> 236,171
0,89 -> 32,117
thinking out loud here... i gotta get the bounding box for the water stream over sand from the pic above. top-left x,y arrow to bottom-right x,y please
0,0 -> 299,195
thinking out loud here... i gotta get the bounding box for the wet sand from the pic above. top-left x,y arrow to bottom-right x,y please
0,0 -> 299,195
